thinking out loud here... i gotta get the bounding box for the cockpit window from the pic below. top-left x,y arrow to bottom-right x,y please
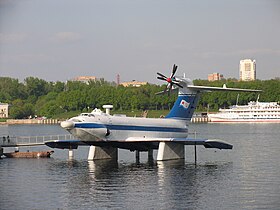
79,113 -> 90,117
71,118 -> 82,122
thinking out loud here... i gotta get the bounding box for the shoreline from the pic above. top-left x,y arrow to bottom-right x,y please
0,119 -> 61,125
0,117 -> 210,124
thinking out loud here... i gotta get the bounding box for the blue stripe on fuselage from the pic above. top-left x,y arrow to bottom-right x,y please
74,123 -> 187,133
75,123 -> 106,129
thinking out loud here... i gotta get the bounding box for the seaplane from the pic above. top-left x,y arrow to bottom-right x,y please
45,64 -> 261,161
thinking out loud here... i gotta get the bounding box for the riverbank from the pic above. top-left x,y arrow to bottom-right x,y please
2,119 -> 61,125
0,116 -> 210,125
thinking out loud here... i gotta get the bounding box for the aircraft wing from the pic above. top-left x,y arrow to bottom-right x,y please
44,138 -> 232,150
124,137 -> 233,150
187,85 -> 262,92
44,139 -> 86,149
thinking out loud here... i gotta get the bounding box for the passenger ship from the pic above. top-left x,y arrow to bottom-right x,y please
208,101 -> 280,123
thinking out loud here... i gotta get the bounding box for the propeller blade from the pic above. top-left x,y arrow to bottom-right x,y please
167,82 -> 171,88
157,77 -> 167,81
168,83 -> 173,96
174,83 -> 183,88
163,84 -> 169,94
156,64 -> 182,96
173,64 -> 178,73
166,83 -> 171,91
170,64 -> 178,78
172,77 -> 183,87
157,72 -> 167,79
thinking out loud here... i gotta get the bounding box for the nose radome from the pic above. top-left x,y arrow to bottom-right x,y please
60,121 -> 74,129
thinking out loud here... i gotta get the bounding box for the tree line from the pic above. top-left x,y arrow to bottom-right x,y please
0,76 -> 279,119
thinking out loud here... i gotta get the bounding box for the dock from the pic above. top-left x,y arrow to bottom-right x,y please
0,134 -> 75,159
0,134 -> 74,147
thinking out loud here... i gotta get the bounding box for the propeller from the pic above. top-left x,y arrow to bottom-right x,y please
157,64 -> 183,95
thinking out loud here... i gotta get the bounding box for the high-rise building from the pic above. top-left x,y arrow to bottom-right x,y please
208,73 -> 224,81
116,74 -> 120,86
239,59 -> 256,81
72,76 -> 97,84
120,80 -> 148,87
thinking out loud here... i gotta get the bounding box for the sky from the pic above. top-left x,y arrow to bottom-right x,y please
0,0 -> 280,84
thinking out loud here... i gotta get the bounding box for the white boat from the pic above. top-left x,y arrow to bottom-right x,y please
208,101 -> 280,123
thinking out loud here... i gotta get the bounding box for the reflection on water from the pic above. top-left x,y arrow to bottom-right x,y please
32,159 -> 233,209
156,160 -> 234,209
1,124 -> 280,209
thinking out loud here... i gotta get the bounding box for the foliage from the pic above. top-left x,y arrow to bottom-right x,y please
0,76 -> 280,119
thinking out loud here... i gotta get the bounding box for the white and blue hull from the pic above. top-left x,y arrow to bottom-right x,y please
67,116 -> 189,142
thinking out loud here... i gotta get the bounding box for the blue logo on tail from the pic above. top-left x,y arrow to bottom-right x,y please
165,94 -> 200,120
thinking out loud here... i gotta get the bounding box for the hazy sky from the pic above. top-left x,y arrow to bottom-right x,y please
0,0 -> 280,84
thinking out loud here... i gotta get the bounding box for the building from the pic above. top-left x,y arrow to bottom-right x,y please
0,103 -> 9,118
208,73 -> 224,81
239,59 -> 256,81
116,74 -> 120,86
72,76 -> 97,84
120,80 -> 148,87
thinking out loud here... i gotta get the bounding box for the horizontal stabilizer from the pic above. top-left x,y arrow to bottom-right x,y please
155,87 -> 178,95
45,139 -> 86,149
187,85 -> 262,93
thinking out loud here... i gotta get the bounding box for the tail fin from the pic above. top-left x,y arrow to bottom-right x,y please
165,93 -> 200,120
161,67 -> 260,120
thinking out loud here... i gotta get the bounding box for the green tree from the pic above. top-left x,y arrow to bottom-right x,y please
0,77 -> 27,101
24,77 -> 49,100
9,99 -> 34,119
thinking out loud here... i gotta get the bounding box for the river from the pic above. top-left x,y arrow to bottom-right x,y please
0,123 -> 279,209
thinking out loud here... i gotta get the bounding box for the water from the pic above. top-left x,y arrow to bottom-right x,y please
0,124 -> 280,210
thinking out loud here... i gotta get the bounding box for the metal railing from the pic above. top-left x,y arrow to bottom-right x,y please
0,134 -> 75,147
0,132 -> 199,147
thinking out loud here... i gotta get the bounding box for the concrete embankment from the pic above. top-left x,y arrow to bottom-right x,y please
5,119 -> 60,125
1,116 -> 210,124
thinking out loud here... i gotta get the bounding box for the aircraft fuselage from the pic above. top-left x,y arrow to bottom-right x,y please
62,111 -> 189,145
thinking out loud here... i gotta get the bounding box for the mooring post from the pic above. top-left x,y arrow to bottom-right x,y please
0,147 -> 3,158
135,150 -> 140,164
69,147 -> 74,160
194,130 -> 197,165
148,149 -> 153,162
194,143 -> 197,165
